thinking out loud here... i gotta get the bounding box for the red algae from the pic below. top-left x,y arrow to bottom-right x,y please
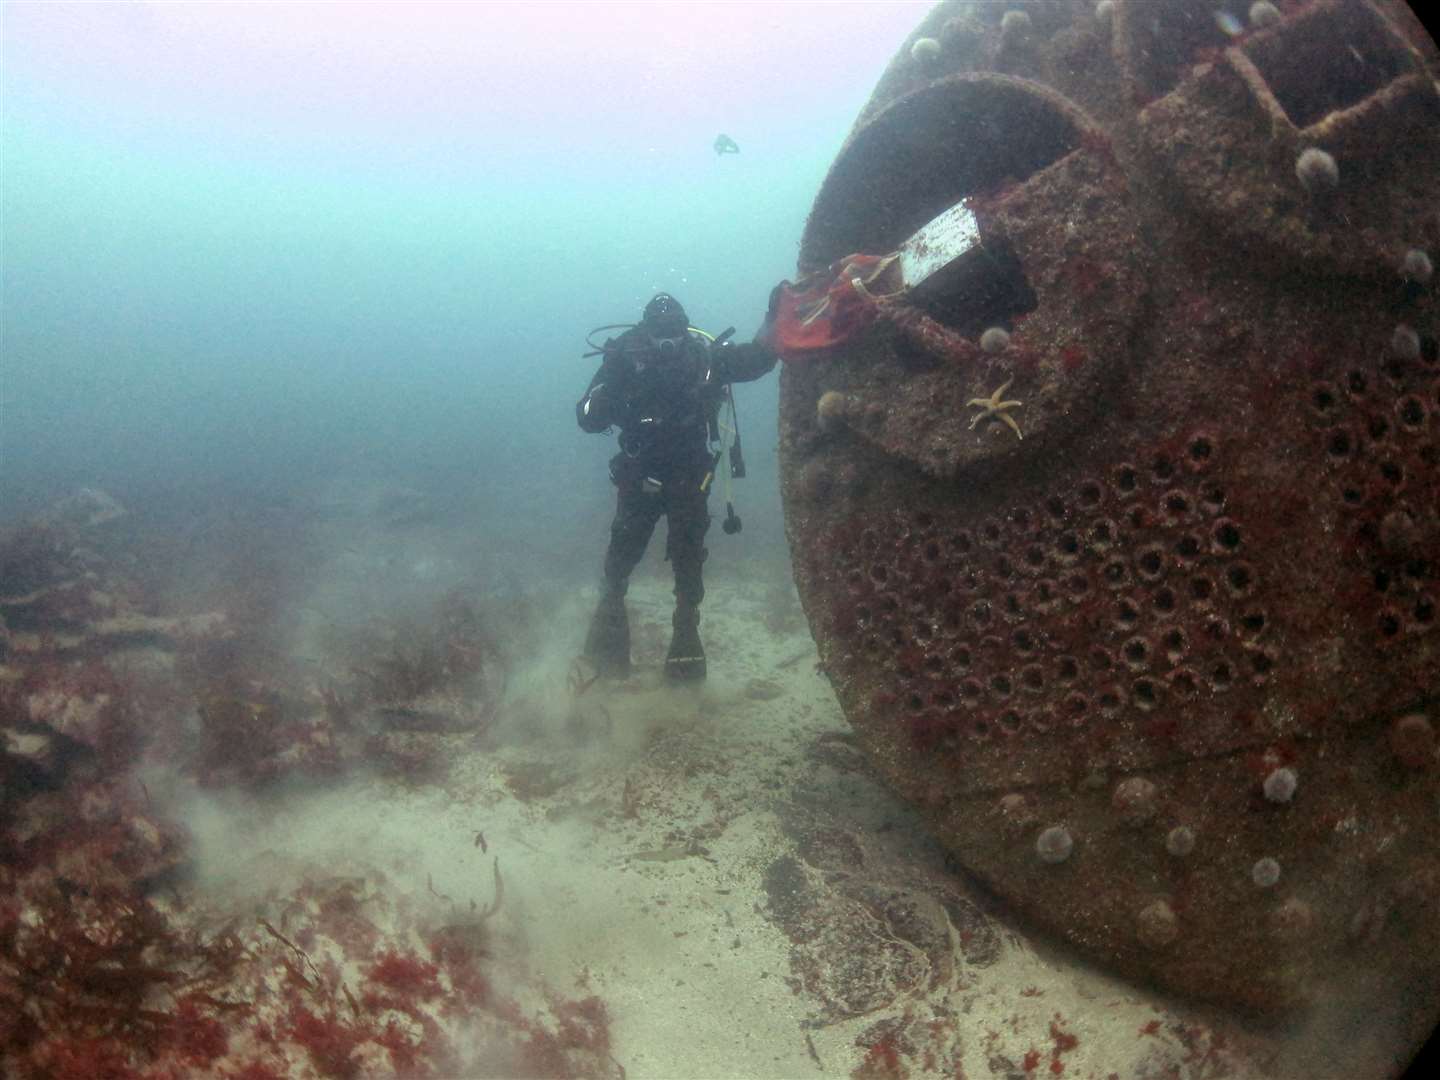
1060,344 -> 1088,372
1,506 -> 620,1080
171,996 -> 230,1066
223,1064 -> 286,1080
552,995 -> 612,1056
852,1032 -> 907,1080
1049,1019 -> 1078,1053
366,948 -> 443,1000
34,1036 -> 146,1080
286,1004 -> 362,1080
373,1019 -> 425,1075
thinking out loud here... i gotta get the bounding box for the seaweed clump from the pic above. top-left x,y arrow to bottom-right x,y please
1,501 -> 621,1077
351,588 -> 506,708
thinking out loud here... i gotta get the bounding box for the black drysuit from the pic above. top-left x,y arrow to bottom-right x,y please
576,327 -> 776,608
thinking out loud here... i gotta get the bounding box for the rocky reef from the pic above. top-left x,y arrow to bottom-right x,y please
0,494 -> 617,1078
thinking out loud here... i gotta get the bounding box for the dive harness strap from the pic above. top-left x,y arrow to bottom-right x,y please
582,321 -> 747,533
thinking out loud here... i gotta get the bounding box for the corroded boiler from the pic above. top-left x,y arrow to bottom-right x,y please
780,0 -> 1440,1043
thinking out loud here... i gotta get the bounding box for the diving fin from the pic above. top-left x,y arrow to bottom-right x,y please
584,589 -> 631,679
664,604 -> 706,682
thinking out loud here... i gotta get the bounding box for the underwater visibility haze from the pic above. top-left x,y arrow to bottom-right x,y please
1,0 -> 923,569
4,1 -> 1440,1078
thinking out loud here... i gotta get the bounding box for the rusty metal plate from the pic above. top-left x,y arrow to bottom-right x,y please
779,0 -> 1440,1060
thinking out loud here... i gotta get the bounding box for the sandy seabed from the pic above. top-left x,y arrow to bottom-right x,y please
2,488 -> 1317,1077
170,572 -> 1270,1079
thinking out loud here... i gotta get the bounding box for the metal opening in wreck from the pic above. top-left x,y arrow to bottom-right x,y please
907,233 -> 1036,341
1115,0 -> 1238,99
803,75 -> 1081,338
1242,0 -> 1412,130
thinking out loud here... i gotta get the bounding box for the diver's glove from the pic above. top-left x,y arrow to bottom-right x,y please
755,284 -> 782,353
705,336 -> 736,387
579,370 -> 634,432
577,383 -> 616,432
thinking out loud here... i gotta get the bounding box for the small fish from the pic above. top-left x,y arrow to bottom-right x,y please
713,133 -> 740,155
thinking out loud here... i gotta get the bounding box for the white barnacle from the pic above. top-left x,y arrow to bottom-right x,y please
1036,824 -> 1074,864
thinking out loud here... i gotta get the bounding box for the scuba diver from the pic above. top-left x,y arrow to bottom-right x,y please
577,292 -> 777,682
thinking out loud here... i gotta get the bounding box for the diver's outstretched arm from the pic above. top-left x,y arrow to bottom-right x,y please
709,340 -> 776,385
707,285 -> 781,385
